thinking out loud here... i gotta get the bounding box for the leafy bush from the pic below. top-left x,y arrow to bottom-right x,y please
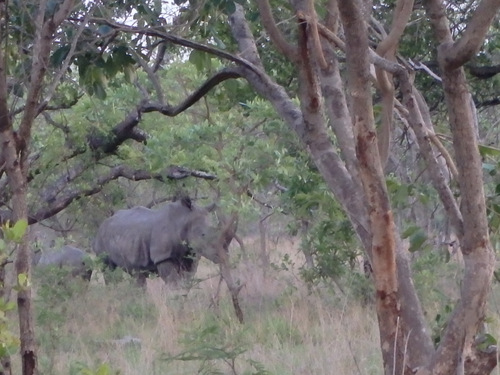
161,316 -> 271,375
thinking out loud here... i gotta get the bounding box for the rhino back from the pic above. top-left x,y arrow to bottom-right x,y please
37,245 -> 87,268
94,206 -> 160,270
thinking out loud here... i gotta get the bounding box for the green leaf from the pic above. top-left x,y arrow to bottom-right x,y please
12,219 -> 27,240
3,219 -> 27,242
95,364 -> 112,375
401,225 -> 420,239
50,45 -> 71,67
189,50 -> 211,72
477,333 -> 497,352
479,144 -> 500,158
97,25 -> 113,36
112,46 -> 135,67
409,231 -> 427,252
16,273 -> 30,291
223,0 -> 236,15
11,82 -> 24,97
93,82 -> 107,100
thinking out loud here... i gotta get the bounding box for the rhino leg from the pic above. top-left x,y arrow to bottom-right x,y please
135,271 -> 149,288
156,260 -> 182,284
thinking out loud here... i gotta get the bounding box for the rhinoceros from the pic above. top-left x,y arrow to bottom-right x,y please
33,245 -> 92,281
93,198 -> 231,284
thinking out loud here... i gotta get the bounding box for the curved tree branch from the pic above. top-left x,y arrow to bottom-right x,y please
445,0 -> 500,69
255,0 -> 298,63
467,63 -> 500,79
29,165 -> 217,224
140,68 -> 243,117
375,0 -> 414,167
97,19 -> 264,75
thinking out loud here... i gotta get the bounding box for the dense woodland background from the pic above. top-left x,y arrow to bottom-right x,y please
0,0 -> 499,374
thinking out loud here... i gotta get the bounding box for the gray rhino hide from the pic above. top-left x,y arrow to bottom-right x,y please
93,200 -> 224,282
33,245 -> 91,281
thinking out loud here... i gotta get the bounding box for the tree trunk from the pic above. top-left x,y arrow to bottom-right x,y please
414,1 -> 498,373
0,262 -> 12,375
0,131 -> 38,375
228,0 -> 499,373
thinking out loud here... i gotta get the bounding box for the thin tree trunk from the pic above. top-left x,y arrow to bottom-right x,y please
0,131 -> 37,375
0,262 -> 12,375
300,220 -> 314,269
259,213 -> 272,274
337,2 -> 403,373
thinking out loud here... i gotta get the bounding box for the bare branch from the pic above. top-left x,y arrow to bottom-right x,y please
375,0 -> 414,167
467,63 -> 500,79
324,0 -> 340,31
128,48 -> 166,104
41,3 -> 93,108
98,19 -> 264,75
446,0 -> 500,68
87,109 -> 146,154
30,165 -> 217,224
255,0 -> 298,63
409,59 -> 443,82
316,21 -> 345,50
428,134 -> 459,180
19,0 -> 77,158
296,8 -> 328,70
140,68 -> 243,117
376,0 -> 414,57
53,0 -> 77,26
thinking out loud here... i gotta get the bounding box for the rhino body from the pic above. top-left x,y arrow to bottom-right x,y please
33,245 -> 92,281
93,199 -> 226,284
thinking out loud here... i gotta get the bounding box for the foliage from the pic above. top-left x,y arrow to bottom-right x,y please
0,223 -> 27,365
431,303 -> 454,348
0,297 -> 18,363
280,164 -> 360,284
1,220 -> 28,243
161,315 -> 272,375
34,268 -> 91,373
69,362 -> 120,375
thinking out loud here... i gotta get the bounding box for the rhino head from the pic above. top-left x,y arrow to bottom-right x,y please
184,203 -> 236,264
185,212 -> 222,264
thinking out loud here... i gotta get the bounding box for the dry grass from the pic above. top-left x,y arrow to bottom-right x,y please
20,237 -> 383,375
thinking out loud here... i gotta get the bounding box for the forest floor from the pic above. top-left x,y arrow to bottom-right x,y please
10,236 -> 500,375
22,236 -> 383,375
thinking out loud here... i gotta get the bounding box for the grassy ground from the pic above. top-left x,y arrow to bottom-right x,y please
26,238 -> 383,375
17,235 -> 500,375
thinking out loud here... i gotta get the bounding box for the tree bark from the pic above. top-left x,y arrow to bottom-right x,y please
337,2 -> 404,373
414,0 -> 499,373
229,3 -> 434,372
0,118 -> 38,375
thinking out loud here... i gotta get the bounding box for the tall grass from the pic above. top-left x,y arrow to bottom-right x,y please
24,238 -> 384,375
9,235 -> 499,375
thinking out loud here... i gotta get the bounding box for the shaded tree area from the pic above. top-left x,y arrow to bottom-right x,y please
0,0 -> 499,374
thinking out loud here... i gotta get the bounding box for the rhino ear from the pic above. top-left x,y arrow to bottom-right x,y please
177,195 -> 193,210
